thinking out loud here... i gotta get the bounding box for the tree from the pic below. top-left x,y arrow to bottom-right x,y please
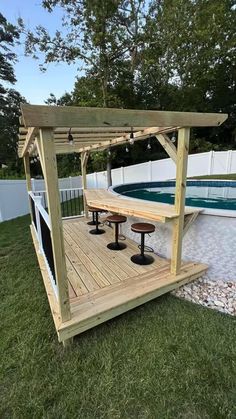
0,13 -> 19,100
0,89 -> 26,172
19,0 -> 148,107
0,14 -> 26,176
137,0 -> 236,146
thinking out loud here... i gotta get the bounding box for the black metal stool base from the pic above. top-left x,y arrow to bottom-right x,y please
131,254 -> 154,265
107,242 -> 127,251
87,220 -> 101,226
89,229 -> 105,235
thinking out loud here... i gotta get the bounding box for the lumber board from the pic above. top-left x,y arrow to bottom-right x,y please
39,128 -> 71,322
20,104 -> 227,128
58,262 -> 208,341
155,133 -> 177,163
20,126 -> 38,157
84,189 -> 199,223
30,225 -> 62,330
171,128 -> 190,274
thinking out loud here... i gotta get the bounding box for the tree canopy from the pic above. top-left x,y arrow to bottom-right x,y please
0,13 -> 26,177
3,0 -> 236,177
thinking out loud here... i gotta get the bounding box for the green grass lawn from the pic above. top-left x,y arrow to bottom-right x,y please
190,173 -> 236,180
1,216 -> 236,419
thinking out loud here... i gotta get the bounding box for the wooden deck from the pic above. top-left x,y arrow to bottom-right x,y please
31,216 -> 208,342
60,217 -> 207,341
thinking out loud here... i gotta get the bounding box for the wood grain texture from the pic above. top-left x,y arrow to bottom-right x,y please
171,128 -> 190,274
39,128 -> 71,322
20,104 -> 227,128
84,189 -> 199,223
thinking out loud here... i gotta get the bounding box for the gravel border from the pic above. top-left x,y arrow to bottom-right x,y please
172,275 -> 236,316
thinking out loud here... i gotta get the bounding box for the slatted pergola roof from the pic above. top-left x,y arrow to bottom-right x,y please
18,104 -> 227,158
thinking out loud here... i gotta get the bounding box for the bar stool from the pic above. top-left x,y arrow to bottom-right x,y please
130,222 -> 155,265
106,214 -> 127,250
87,206 -> 101,226
89,208 -> 105,235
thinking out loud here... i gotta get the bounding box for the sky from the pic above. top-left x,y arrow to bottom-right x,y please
1,0 -> 80,104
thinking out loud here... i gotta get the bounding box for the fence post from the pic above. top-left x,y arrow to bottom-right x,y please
121,166 -> 124,184
31,178 -> 35,191
69,176 -> 73,189
94,172 -> 98,188
208,150 -> 214,175
226,150 -> 232,174
34,195 -> 43,253
148,161 -> 152,181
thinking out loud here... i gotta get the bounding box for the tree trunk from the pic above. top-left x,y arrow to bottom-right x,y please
107,153 -> 112,187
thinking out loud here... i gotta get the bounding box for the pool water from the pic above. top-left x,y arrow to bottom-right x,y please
114,181 -> 236,211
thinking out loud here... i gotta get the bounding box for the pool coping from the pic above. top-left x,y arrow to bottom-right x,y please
109,180 -> 236,218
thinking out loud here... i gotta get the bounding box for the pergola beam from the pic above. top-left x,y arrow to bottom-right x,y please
21,104 -> 227,129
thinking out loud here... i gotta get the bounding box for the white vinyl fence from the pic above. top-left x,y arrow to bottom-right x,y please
86,150 -> 236,188
0,150 -> 236,222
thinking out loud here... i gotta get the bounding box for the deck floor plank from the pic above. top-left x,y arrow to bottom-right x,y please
30,218 -> 208,342
63,218 -> 171,298
64,228 -> 111,289
65,222 -> 136,281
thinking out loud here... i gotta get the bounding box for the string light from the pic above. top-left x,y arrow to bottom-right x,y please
125,141 -> 129,153
129,127 -> 134,145
147,134 -> 152,150
107,147 -> 111,156
171,131 -> 177,143
68,128 -> 74,145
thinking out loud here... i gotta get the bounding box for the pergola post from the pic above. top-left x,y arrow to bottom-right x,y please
81,151 -> 89,218
23,152 -> 33,223
39,128 -> 71,322
171,127 -> 190,275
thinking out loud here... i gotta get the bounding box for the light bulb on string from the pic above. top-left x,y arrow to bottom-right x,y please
68,128 -> 74,145
125,142 -> 129,153
129,127 -> 134,145
107,147 -> 111,156
147,134 -> 152,150
171,131 -> 176,143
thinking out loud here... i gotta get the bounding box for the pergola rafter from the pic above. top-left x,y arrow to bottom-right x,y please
18,104 -> 227,158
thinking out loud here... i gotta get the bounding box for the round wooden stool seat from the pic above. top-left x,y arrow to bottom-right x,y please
88,206 -> 101,212
131,222 -> 155,234
87,207 -> 101,225
106,214 -> 127,251
130,222 -> 155,265
106,214 -> 127,224
88,207 -> 105,235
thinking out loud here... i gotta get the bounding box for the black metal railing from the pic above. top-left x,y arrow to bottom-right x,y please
60,188 -> 84,218
35,188 -> 84,218
30,194 -> 37,230
39,212 -> 56,284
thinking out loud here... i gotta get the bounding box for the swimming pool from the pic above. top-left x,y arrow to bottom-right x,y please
112,180 -> 236,281
114,180 -> 236,211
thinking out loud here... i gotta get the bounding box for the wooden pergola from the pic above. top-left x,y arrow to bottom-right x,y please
19,104 -> 227,345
